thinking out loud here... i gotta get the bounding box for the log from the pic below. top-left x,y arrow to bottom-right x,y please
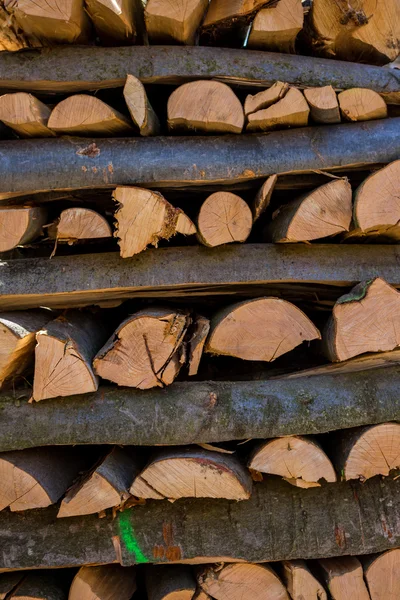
113,187 -> 195,258
48,95 -> 133,137
0,6 -> 32,51
363,549 -> 400,600
0,310 -> 51,386
0,206 -> 47,252
246,87 -> 309,132
33,310 -> 111,401
49,208 -> 112,243
196,192 -> 252,247
123,75 -> 160,137
58,447 -> 140,517
188,315 -> 209,376
146,566 -> 196,600
205,297 -> 320,361
145,0 -> 208,45
167,81 -> 244,134
198,563 -> 289,600
281,560 -> 327,600
303,86 -> 341,124
338,89 -> 388,122
265,178 -> 352,242
323,278 -> 400,362
317,557 -> 370,600
69,565 -> 136,600
252,174 -> 277,221
333,423 -> 400,482
84,0 -> 145,45
248,0 -> 304,53
244,82 -> 289,117
248,436 -> 337,488
0,118 -> 399,197
0,573 -> 24,600
130,447 -> 252,501
0,446 -> 88,512
9,573 -> 66,600
93,308 -> 190,390
0,93 -> 55,138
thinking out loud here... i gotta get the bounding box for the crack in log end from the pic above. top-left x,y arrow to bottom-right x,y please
76,143 -> 101,158
334,525 -> 347,549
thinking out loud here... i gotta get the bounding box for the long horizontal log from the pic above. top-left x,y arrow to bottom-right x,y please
0,46 -> 399,99
1,245 -> 400,310
0,119 -> 399,197
0,366 -> 399,451
1,477 -> 399,570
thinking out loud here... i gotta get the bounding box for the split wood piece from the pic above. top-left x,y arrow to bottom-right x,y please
130,447 -> 252,501
9,573 -> 66,600
193,589 -> 211,600
7,0 -> 91,46
146,566 -> 196,600
33,310 -> 111,401
58,447 -> 139,517
0,446 -> 88,512
0,573 -> 24,600
363,549 -> 400,600
69,565 -> 136,600
281,560 -> 327,600
323,278 -> 400,362
197,192 -> 252,247
84,0 -> 145,45
93,308 -> 190,390
0,310 -> 51,387
252,174 -> 277,222
198,563 -> 289,600
244,82 -> 289,117
205,297 -> 320,362
50,208 -> 112,244
248,0 -> 304,53
188,315 -> 210,376
0,206 -> 47,252
249,436 -> 337,488
113,187 -> 195,258
305,0 -> 400,65
123,75 -> 160,137
265,178 -> 352,243
338,89 -> 388,122
334,422 -> 400,482
0,6 -> 32,51
145,0 -> 209,45
48,95 -> 133,136
0,93 -> 55,138
318,557 -> 371,600
247,87 -> 309,132
167,81 -> 244,134
303,86 -> 341,124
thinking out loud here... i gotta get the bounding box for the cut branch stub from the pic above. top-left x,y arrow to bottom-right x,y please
281,560 -> 327,600
303,86 -> 341,124
58,447 -> 140,518
248,0 -> 304,53
48,95 -> 133,136
146,566 -> 196,600
113,187 -> 195,258
51,208 -> 112,243
318,557 -> 371,600
33,310 -> 111,401
8,573 -> 66,600
123,74 -> 160,137
247,87 -> 310,132
197,192 -> 252,247
0,446 -> 89,512
130,447 -> 252,501
249,436 -> 337,488
0,206 -> 47,252
0,93 -> 55,138
322,277 -> 400,362
167,81 -> 244,134
93,308 -> 190,390
363,549 -> 400,600
244,82 -> 290,117
205,297 -> 321,361
265,178 -> 352,242
198,563 -> 289,600
145,0 -> 209,45
252,174 -> 278,222
69,565 -> 136,600
84,0 -> 145,45
338,89 -> 388,122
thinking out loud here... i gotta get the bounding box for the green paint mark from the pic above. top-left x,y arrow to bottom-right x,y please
118,511 -> 148,564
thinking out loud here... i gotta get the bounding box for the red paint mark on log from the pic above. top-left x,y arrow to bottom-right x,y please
163,522 -> 173,546
166,546 -> 182,561
76,143 -> 101,158
381,517 -> 393,539
334,525 -> 347,549
153,545 -> 165,560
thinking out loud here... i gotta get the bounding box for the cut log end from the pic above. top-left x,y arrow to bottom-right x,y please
0,92 -> 55,138
364,549 -> 400,600
197,192 -> 252,247
69,565 -> 136,600
318,557 -> 370,600
303,86 -> 341,124
252,174 -> 278,222
244,82 -> 290,117
53,208 -> 112,242
0,207 -> 47,252
85,0 -> 145,45
0,456 -> 51,512
247,87 -> 309,132
282,560 -> 327,600
338,88 -> 388,122
123,74 -> 160,137
145,0 -> 209,45
146,566 -> 196,600
248,0 -> 304,53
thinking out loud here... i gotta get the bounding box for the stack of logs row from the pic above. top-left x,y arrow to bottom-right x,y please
0,1 -> 400,599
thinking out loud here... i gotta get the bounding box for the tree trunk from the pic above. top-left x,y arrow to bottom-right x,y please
146,566 -> 196,600
338,89 -> 388,122
10,573 -> 67,600
362,549 -> 400,600
196,192 -> 252,247
317,557 -> 371,600
49,208 -> 112,243
252,175 -> 277,222
247,87 -> 309,132
0,93 -> 55,138
281,560 -> 327,600
248,0 -> 304,53
145,0 -> 208,45
0,206 -> 47,252
69,565 -> 136,600
123,75 -> 160,137
84,0 -> 145,45
303,86 -> 341,124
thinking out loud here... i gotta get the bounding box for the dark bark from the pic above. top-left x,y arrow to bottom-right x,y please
0,366 -> 400,451
1,477 -> 400,570
0,119 -> 399,197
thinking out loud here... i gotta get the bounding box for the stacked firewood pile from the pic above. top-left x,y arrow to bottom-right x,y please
0,1 -> 399,599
